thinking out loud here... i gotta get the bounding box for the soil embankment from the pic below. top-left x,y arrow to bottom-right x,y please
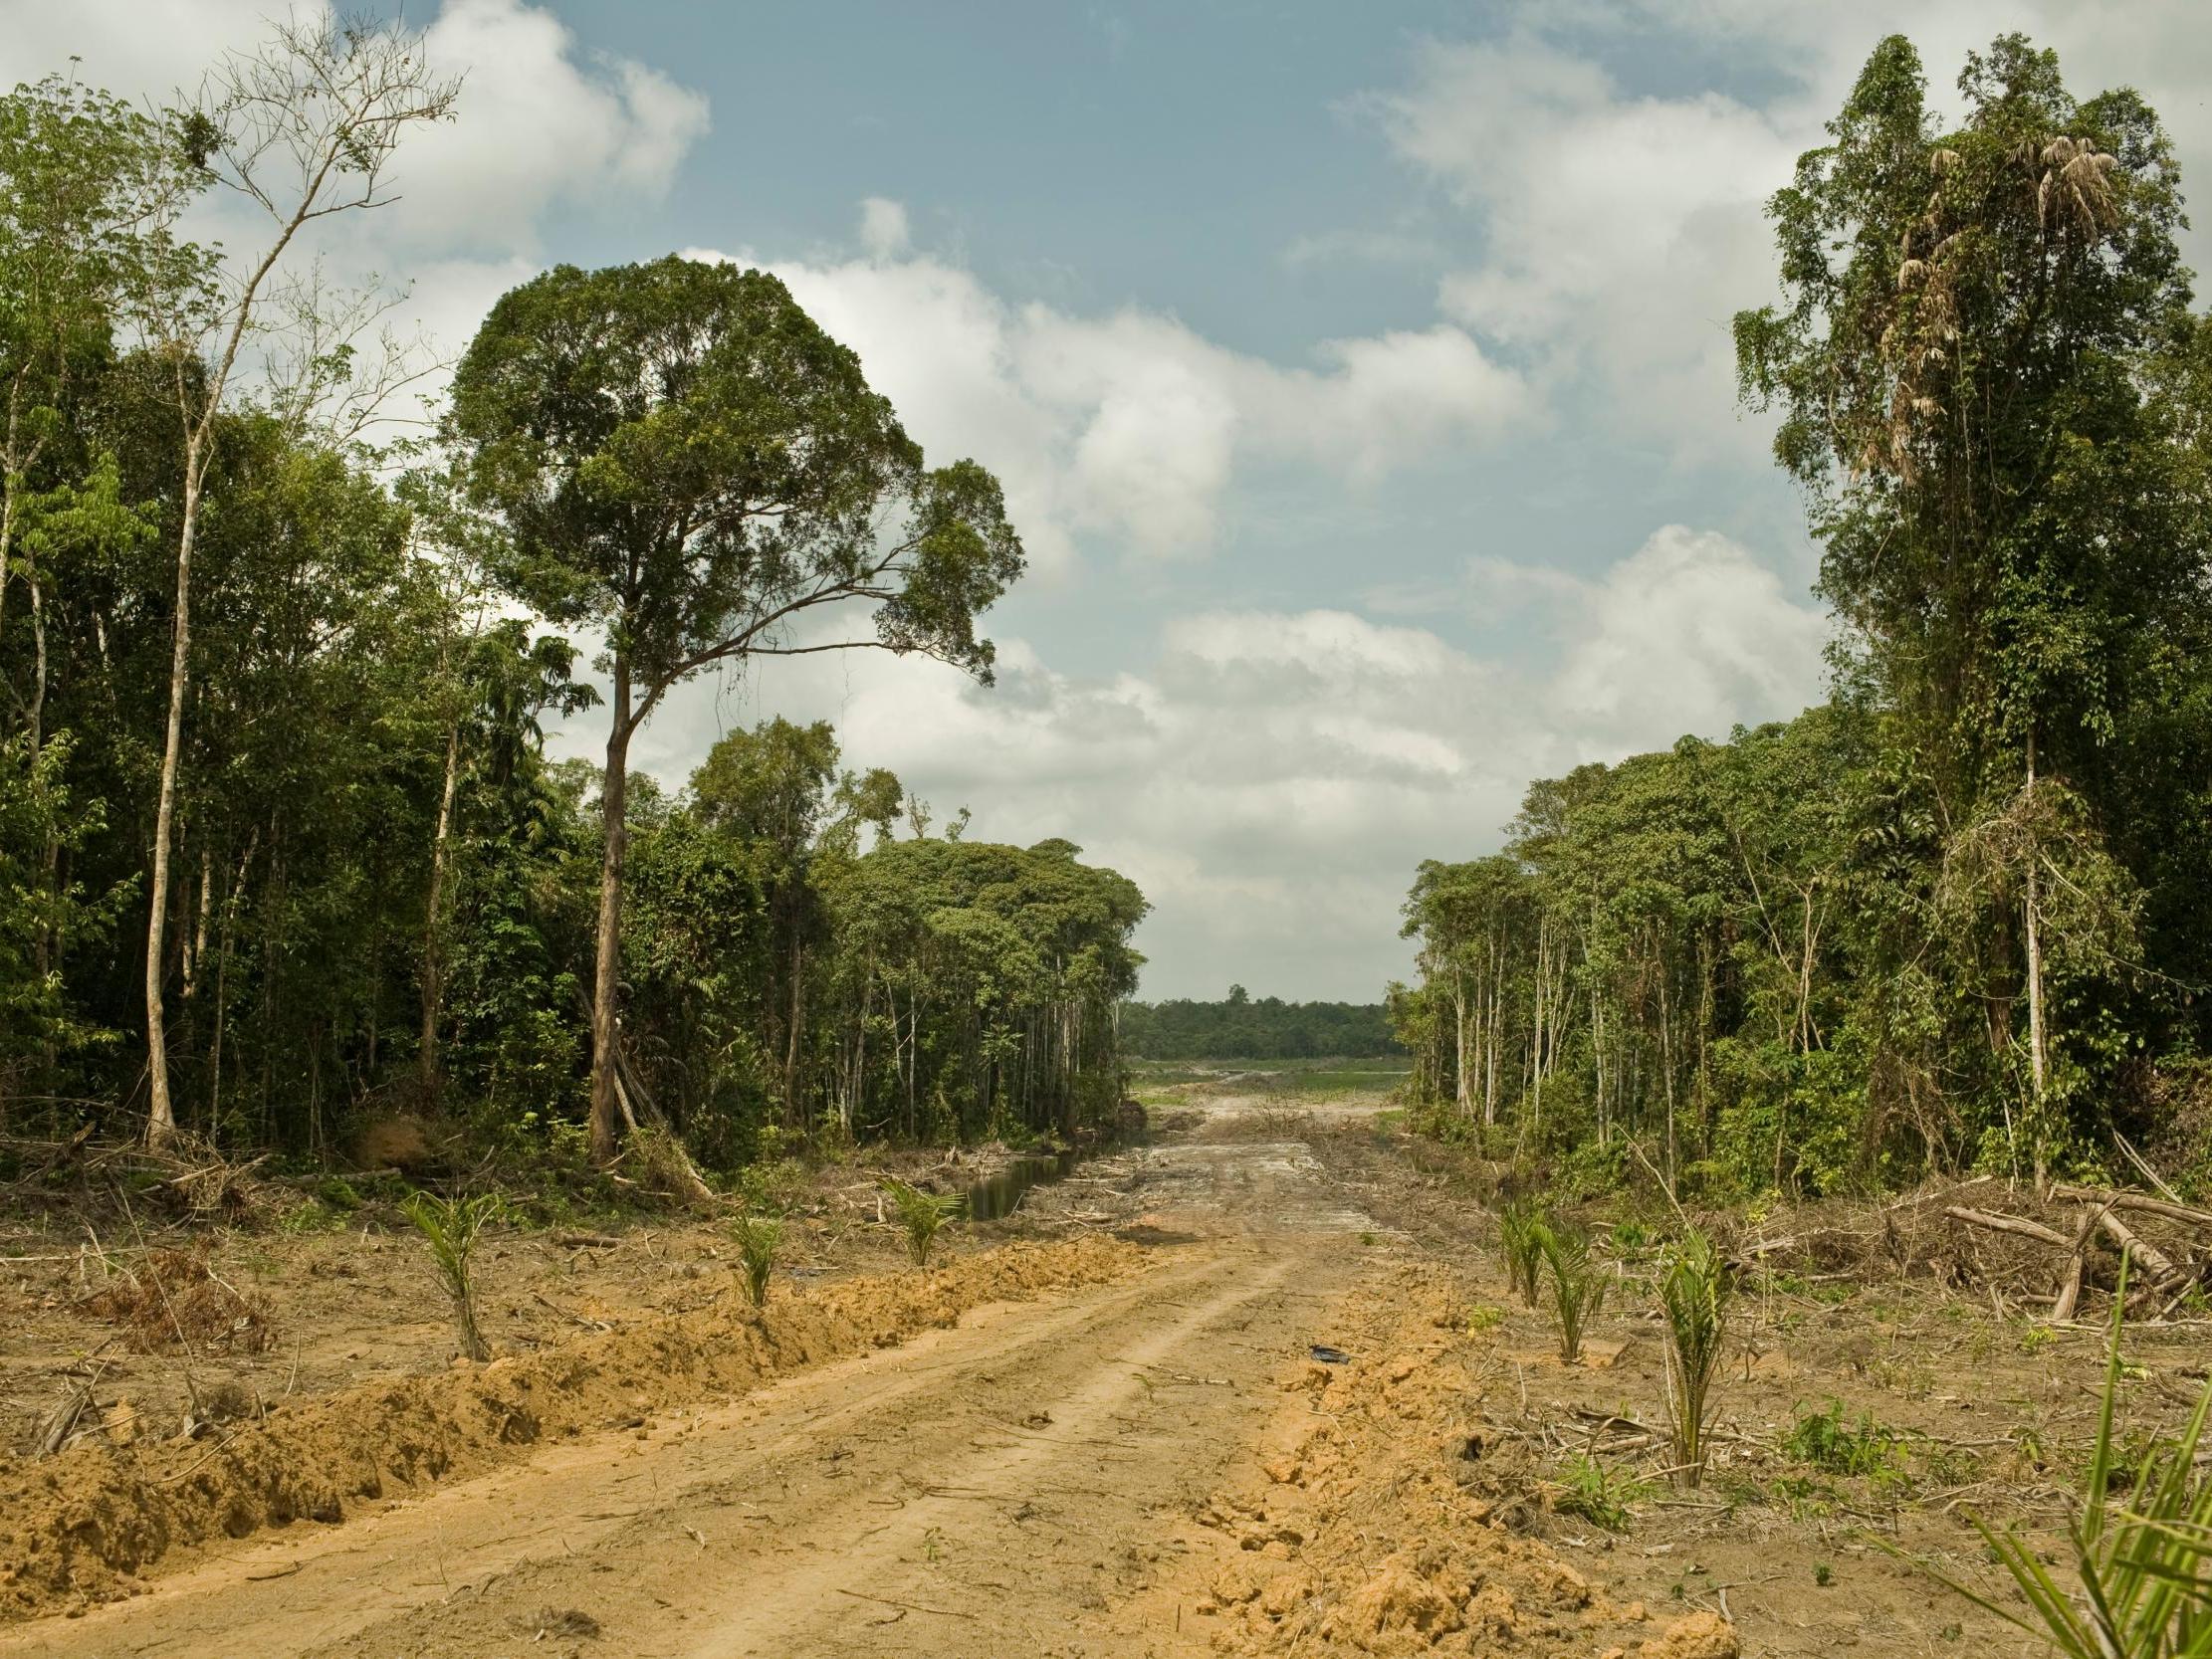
0,1087 -> 1751,1656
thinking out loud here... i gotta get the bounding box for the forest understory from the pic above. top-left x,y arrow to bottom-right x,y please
0,1071 -> 2192,1655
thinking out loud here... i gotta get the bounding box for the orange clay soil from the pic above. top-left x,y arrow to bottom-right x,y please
0,1234 -> 1140,1621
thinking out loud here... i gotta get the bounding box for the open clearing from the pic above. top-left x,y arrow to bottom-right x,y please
4,1075 -> 2203,1656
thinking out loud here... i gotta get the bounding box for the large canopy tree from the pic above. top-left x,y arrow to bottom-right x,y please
450,257 -> 1023,1160
1734,33 -> 2206,1176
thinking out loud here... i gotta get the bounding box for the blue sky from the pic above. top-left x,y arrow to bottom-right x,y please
10,0 -> 2210,999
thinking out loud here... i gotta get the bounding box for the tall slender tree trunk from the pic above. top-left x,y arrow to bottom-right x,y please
588,662 -> 632,1162
1451,966 -> 1469,1118
419,721 -> 461,1093
2023,735 -> 2049,1185
784,936 -> 804,1122
144,463 -> 203,1144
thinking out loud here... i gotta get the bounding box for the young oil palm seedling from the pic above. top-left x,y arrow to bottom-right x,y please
1658,1228 -> 1730,1488
401,1191 -> 502,1362
732,1213 -> 781,1308
1900,1256 -> 2212,1658
1542,1224 -> 1608,1364
882,1178 -> 965,1268
1498,1198 -> 1550,1309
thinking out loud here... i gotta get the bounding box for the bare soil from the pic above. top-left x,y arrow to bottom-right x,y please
0,1081 -> 2198,1655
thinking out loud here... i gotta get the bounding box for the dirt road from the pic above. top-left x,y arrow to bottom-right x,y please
1,1105 -> 1379,1658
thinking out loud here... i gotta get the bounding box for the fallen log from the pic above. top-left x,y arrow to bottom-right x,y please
2052,1201 -> 2111,1324
2050,1184 -> 2212,1234
1944,1206 -> 2070,1248
2095,1208 -> 2185,1287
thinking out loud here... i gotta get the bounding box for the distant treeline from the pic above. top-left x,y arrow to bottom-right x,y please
1119,990 -> 1405,1060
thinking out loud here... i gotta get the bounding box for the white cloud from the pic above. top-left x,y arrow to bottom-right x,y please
1548,525 -> 1830,753
574,525 -> 1828,999
0,0 -> 711,278
1365,3 -> 2212,458
857,197 -> 911,260
1374,34 -> 1790,460
395,0 -> 709,254
688,224 -> 1529,566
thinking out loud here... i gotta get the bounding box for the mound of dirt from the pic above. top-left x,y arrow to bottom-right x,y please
0,1234 -> 1140,1622
1168,1261 -> 1741,1658
347,1115 -> 439,1172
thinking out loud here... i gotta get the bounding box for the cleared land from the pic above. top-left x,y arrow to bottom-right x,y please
1,1072 -> 2197,1655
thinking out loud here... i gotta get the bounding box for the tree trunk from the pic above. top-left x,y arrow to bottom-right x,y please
2022,743 -> 2049,1185
419,720 -> 461,1093
144,463 -> 202,1145
1451,966 -> 1469,1118
588,663 -> 632,1163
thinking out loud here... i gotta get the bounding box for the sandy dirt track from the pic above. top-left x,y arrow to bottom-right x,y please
0,1107 -> 1378,1658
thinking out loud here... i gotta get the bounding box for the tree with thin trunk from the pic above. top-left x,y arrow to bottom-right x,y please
449,256 -> 1023,1162
131,18 -> 458,1143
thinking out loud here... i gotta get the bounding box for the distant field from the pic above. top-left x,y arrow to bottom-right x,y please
1126,1056 -> 1411,1095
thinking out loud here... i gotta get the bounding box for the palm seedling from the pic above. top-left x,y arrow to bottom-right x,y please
1899,1256 -> 2212,1658
1498,1198 -> 1550,1309
732,1213 -> 781,1308
1657,1228 -> 1730,1488
1542,1224 -> 1608,1365
882,1178 -> 965,1268
401,1190 -> 502,1362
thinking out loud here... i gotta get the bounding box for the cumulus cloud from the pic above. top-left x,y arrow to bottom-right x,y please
857,197 -> 912,260
394,0 -> 709,254
0,0 -> 711,314
1372,34 -> 1790,460
689,223 -> 1529,566
1362,2 -> 2212,457
571,525 -> 1828,999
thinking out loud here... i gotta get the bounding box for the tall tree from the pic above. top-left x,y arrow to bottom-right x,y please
132,17 -> 458,1141
450,257 -> 1023,1159
1734,33 -> 2204,1175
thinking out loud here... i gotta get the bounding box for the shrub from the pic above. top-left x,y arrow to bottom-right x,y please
1498,1198 -> 1550,1309
732,1213 -> 780,1308
1542,1224 -> 1608,1364
401,1191 -> 502,1361
882,1178 -> 964,1267
1784,1399 -> 1899,1477
1553,1451 -> 1652,1531
1658,1228 -> 1730,1488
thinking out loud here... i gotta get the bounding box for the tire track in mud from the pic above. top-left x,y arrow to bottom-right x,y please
0,1235 -> 1352,1659
2,1104 -> 1391,1657
327,1238 -> 1343,1658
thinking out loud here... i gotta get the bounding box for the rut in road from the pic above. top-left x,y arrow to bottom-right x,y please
2,1111 -> 1378,1659
337,1237 -> 1339,1658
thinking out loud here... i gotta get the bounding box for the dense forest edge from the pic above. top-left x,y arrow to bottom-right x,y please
0,32 -> 1147,1198
1117,989 -> 1403,1061
1390,33 -> 2212,1203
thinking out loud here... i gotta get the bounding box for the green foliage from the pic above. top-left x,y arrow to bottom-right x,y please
1658,1230 -> 1731,1489
1497,1198 -> 1549,1309
1553,1452 -> 1653,1532
731,1213 -> 781,1309
1396,34 -> 2212,1198
1118,992 -> 1404,1061
1541,1224 -> 1608,1364
0,49 -> 1139,1174
401,1191 -> 502,1362
882,1177 -> 965,1267
1784,1399 -> 1901,1477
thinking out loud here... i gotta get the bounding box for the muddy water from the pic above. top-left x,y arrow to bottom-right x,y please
961,1147 -> 1084,1219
